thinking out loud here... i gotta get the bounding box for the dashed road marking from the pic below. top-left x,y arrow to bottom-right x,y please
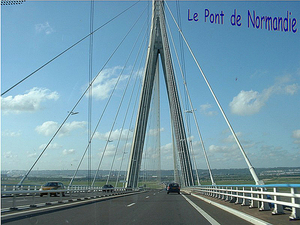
127,203 -> 136,207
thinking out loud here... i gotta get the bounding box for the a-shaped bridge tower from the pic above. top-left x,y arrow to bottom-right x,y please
126,0 -> 194,188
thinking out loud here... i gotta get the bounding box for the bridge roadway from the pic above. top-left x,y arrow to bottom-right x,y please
2,190 -> 253,225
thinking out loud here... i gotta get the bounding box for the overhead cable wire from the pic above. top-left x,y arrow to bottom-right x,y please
1,0 -> 141,96
91,6 -> 148,186
165,1 -> 263,185
106,18 -> 149,185
175,0 -> 190,135
115,79 -> 141,187
115,36 -> 149,187
69,4 -> 148,186
88,0 -> 95,187
165,10 -> 208,185
17,2 -> 143,187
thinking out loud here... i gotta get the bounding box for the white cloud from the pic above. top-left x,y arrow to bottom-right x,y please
200,104 -> 217,116
87,66 -> 128,100
229,89 -> 271,116
208,144 -> 230,153
94,129 -> 132,141
292,129 -> 300,144
35,121 -> 86,137
27,152 -> 37,158
229,75 -> 299,116
223,132 -> 242,143
2,130 -> 21,137
35,121 -> 58,136
35,22 -> 54,35
1,87 -> 59,114
98,145 -> 116,157
285,84 -> 299,95
3,151 -> 16,158
38,143 -> 61,150
148,128 -> 164,136
63,149 -> 75,155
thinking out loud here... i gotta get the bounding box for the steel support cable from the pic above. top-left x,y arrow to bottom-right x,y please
132,62 -> 155,187
88,0 -> 95,187
21,4 -> 140,186
69,5 -> 147,186
115,2 -> 149,186
131,54 -> 150,188
115,39 -> 148,187
165,12 -> 211,186
141,105 -> 152,186
130,43 -> 153,186
91,7 -> 148,186
175,0 -> 190,135
165,1 -> 262,185
143,71 -> 159,184
115,78 -> 142,187
1,0 -> 140,96
165,9 -> 209,185
154,67 -> 162,184
19,1 -> 144,187
106,20 -> 149,185
160,2 -> 193,186
171,114 -> 183,185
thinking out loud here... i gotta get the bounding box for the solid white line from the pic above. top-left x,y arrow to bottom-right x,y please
127,203 -> 136,207
182,194 -> 220,225
190,193 -> 272,225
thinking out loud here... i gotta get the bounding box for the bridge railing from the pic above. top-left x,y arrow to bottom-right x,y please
184,184 -> 300,220
1,186 -> 140,211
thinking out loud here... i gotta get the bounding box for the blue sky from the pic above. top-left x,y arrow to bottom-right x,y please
1,1 -> 300,175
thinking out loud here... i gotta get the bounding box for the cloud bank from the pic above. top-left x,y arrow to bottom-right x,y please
1,87 -> 59,114
230,75 -> 299,116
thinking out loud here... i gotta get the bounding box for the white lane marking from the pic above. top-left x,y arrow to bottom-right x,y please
190,193 -> 271,225
181,194 -> 220,225
2,192 -> 139,219
127,203 -> 136,207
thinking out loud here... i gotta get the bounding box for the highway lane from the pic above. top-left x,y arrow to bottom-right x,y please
1,190 -> 115,209
2,190 -> 253,225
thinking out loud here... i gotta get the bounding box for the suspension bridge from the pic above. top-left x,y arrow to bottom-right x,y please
1,0 -> 300,224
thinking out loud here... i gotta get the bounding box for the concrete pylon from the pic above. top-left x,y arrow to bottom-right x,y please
126,0 -> 194,188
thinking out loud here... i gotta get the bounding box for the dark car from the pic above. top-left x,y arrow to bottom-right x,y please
102,184 -> 114,192
167,183 -> 180,194
39,181 -> 65,197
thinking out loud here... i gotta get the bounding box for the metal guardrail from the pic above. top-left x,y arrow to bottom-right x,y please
184,184 -> 300,221
1,186 -> 140,211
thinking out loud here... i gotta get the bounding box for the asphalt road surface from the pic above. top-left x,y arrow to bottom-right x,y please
2,190 -> 253,225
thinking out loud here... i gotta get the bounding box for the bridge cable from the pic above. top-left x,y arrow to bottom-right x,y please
165,1 -> 263,185
165,10 -> 213,185
115,34 -> 149,187
170,117 -> 182,184
115,3 -> 151,188
1,0 -> 141,97
174,0 -> 197,184
90,6 -> 148,186
115,78 -> 142,187
88,0 -> 95,187
17,2 -> 142,187
69,5 -> 148,187
105,19 -> 149,185
175,0 -> 191,137
165,12 -> 201,185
